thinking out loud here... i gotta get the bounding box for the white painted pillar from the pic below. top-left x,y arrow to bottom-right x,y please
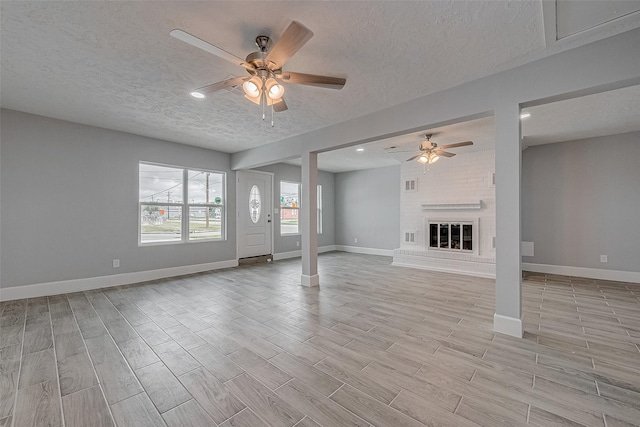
494,103 -> 523,337
301,151 -> 319,287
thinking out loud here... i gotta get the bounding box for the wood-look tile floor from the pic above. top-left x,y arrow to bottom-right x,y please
1,252 -> 639,427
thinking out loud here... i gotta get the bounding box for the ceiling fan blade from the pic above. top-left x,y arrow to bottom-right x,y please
437,141 -> 473,150
278,71 -> 346,89
406,154 -> 422,161
170,29 -> 254,71
386,150 -> 420,154
195,76 -> 248,95
434,150 -> 456,158
264,21 -> 314,69
273,98 -> 288,112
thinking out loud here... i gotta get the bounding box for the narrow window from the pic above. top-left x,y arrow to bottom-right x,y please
139,163 -> 184,244
188,170 -> 224,240
280,181 -> 300,235
317,184 -> 323,234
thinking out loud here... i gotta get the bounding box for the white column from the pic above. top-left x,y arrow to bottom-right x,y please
494,103 -> 523,337
301,151 -> 319,287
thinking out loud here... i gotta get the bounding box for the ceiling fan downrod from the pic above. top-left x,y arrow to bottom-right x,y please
255,35 -> 270,52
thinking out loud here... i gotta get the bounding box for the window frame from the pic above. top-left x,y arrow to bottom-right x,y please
280,180 -> 300,236
138,162 -> 226,246
317,184 -> 323,235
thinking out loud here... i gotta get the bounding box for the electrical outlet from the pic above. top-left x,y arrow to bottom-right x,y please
296,241 -> 300,247
600,255 -> 608,263
354,238 -> 358,244
113,259 -> 120,268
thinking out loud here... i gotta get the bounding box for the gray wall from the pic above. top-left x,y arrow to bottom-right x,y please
335,165 -> 400,250
522,132 -> 640,272
255,163 -> 335,254
1,109 -> 237,288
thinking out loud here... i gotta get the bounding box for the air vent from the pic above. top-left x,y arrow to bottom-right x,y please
404,179 -> 417,192
489,172 -> 496,188
404,231 -> 416,244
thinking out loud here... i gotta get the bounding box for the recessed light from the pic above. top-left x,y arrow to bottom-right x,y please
520,112 -> 531,119
356,148 -> 365,152
190,91 -> 205,99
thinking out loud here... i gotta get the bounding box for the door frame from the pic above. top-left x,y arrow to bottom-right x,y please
236,169 -> 274,259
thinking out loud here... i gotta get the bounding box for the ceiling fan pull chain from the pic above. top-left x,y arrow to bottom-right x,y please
271,103 -> 275,127
261,89 -> 266,121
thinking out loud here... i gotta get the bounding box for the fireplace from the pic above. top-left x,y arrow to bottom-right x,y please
426,219 -> 478,254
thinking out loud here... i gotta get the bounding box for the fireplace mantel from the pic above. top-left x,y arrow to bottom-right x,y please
421,200 -> 482,211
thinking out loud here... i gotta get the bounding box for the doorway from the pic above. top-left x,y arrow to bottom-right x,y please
236,170 -> 274,259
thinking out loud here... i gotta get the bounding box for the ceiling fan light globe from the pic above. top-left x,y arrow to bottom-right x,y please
243,79 -> 260,98
429,153 -> 440,164
265,78 -> 285,100
268,84 -> 285,100
418,155 -> 429,164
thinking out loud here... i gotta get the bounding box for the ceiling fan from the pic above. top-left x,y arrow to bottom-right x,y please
170,21 -> 346,126
391,134 -> 473,164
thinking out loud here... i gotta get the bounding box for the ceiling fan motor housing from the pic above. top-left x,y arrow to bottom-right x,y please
245,51 -> 266,70
244,36 -> 272,70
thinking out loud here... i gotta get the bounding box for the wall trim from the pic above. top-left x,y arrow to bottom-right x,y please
301,274 -> 320,287
493,313 -> 523,338
391,261 -> 496,279
522,262 -> 640,284
0,259 -> 239,301
335,245 -> 394,257
273,245 -> 336,261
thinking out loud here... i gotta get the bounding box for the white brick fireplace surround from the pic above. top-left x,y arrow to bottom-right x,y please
393,149 -> 496,278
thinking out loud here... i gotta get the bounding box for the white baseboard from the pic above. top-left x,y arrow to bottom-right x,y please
493,313 -> 523,338
301,274 -> 320,287
391,261 -> 496,279
273,245 -> 336,261
522,263 -> 640,284
334,245 -> 394,257
0,259 -> 239,301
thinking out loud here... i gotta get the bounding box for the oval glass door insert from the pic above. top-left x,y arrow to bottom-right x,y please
250,185 -> 261,223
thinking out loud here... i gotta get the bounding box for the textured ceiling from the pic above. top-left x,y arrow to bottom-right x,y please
1,1 -> 547,153
521,84 -> 640,146
312,84 -> 640,173
2,1 -> 638,167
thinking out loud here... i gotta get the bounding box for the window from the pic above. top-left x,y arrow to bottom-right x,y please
428,221 -> 473,252
280,181 -> 300,235
139,163 -> 225,244
250,185 -> 261,224
317,184 -> 323,234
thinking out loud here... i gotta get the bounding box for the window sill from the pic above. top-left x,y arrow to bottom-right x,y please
139,238 -> 225,247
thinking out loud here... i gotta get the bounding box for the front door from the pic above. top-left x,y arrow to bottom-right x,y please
236,170 -> 273,259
